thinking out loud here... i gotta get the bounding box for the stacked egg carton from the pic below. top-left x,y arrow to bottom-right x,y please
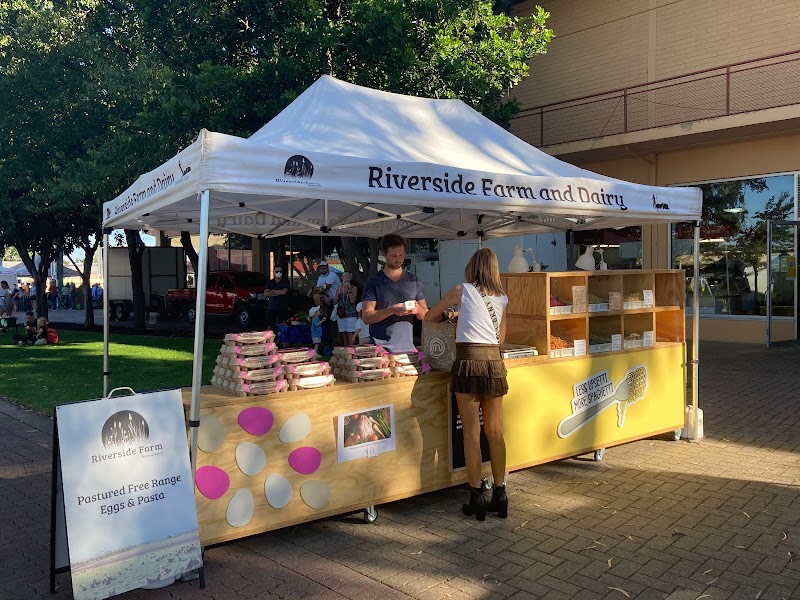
211,331 -> 287,396
279,347 -> 335,391
388,351 -> 430,377
330,344 -> 391,383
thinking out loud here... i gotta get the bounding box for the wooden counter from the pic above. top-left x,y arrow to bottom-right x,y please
186,342 -> 685,546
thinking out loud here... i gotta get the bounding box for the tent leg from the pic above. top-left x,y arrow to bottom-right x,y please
189,191 -> 211,477
103,231 -> 110,397
689,221 -> 702,440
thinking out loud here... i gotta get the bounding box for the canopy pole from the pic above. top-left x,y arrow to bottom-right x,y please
189,190 -> 211,477
766,219 -> 773,348
689,220 -> 702,440
102,230 -> 111,397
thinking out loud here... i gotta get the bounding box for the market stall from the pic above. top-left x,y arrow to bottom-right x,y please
102,75 -> 702,545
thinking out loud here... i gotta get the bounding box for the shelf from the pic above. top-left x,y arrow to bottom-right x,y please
500,270 -> 685,359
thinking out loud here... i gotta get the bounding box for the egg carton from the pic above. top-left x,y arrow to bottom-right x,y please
213,365 -> 284,381
388,351 -> 427,366
335,356 -> 389,369
391,363 -> 430,377
226,354 -> 281,369
287,373 -> 336,391
283,362 -> 332,377
221,378 -> 289,396
219,342 -> 278,357
335,368 -> 392,383
277,347 -> 318,363
223,330 -> 275,344
332,344 -> 387,359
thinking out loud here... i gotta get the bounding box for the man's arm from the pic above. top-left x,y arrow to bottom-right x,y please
362,300 -> 409,325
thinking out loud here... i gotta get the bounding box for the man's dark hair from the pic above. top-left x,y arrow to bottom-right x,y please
381,234 -> 406,255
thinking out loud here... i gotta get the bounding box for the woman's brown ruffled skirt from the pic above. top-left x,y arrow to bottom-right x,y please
451,343 -> 508,396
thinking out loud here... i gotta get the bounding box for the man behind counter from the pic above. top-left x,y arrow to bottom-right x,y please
361,234 -> 428,353
263,267 -> 290,331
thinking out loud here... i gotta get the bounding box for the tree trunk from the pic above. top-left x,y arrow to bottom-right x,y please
125,229 -> 147,332
180,231 -> 199,278
83,246 -> 97,328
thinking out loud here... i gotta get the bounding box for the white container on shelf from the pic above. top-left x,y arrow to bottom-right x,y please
623,338 -> 644,349
623,300 -> 645,310
549,347 -> 575,358
548,305 -> 574,315
588,303 -> 609,312
588,343 -> 614,353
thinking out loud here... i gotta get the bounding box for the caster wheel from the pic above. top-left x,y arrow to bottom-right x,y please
593,448 -> 605,461
673,429 -> 682,441
363,506 -> 378,523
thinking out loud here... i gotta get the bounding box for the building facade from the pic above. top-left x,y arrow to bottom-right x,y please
510,0 -> 800,343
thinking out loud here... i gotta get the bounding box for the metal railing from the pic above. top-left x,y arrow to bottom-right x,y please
513,50 -> 800,148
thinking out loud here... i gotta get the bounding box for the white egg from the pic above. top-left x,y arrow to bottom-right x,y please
197,414 -> 225,453
300,480 -> 331,510
235,442 -> 266,476
264,473 -> 293,509
226,489 -> 254,527
279,413 -> 312,443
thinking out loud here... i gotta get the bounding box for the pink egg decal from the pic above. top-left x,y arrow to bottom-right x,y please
195,466 -> 230,499
238,406 -> 274,436
288,447 -> 322,475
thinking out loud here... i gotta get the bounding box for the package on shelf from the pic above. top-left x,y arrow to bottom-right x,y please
391,363 -> 431,377
283,361 -> 332,377
549,334 -> 575,358
223,330 -> 275,345
277,347 -> 318,364
286,373 -> 336,391
219,342 -> 278,357
587,293 -> 609,312
623,332 -> 644,349
331,344 -> 386,359
335,368 -> 392,383
623,292 -> 646,310
227,354 -> 281,369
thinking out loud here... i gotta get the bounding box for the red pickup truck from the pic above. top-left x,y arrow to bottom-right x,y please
166,271 -> 267,326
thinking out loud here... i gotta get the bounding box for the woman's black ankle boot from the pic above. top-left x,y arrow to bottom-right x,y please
488,485 -> 508,519
462,486 -> 487,521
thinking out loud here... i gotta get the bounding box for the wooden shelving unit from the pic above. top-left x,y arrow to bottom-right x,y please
500,270 -> 685,358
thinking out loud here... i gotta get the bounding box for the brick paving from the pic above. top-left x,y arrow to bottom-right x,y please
2,341 -> 800,600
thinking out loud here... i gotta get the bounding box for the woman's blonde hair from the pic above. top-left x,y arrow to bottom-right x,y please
37,317 -> 48,326
464,248 -> 504,296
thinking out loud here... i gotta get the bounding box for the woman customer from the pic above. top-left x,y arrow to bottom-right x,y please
424,248 -> 509,521
333,272 -> 358,346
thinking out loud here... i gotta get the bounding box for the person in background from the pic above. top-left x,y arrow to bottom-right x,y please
263,267 -> 290,332
354,302 -> 370,345
29,281 -> 37,315
333,271 -> 358,346
307,260 -> 340,315
0,281 -> 13,318
47,278 -> 58,310
308,306 -> 326,355
33,316 -> 50,345
60,282 -> 72,310
11,284 -> 20,313
12,311 -> 38,345
362,234 -> 428,353
91,282 -> 103,308
424,248 -> 509,522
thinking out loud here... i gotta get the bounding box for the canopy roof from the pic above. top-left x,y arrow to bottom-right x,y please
103,75 -> 701,239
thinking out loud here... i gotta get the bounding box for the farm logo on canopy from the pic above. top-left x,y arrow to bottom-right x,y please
276,155 -> 321,187
284,155 -> 314,179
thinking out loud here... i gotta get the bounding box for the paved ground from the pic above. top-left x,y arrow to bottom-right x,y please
3,341 -> 800,600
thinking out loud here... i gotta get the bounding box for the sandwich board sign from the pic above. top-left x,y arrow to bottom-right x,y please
50,389 -> 202,599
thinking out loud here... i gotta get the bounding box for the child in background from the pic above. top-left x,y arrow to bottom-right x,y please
34,316 -> 49,345
309,306 -> 326,355
354,302 -> 370,345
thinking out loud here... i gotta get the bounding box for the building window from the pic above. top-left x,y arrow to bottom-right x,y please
672,174 -> 795,317
571,227 -> 642,270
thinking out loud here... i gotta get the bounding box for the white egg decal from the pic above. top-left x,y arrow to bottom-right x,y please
300,480 -> 331,510
279,413 -> 312,443
197,414 -> 225,453
226,489 -> 254,527
264,473 -> 293,509
235,442 -> 266,476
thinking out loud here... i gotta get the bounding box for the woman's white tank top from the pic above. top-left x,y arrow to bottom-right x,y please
455,283 -> 508,344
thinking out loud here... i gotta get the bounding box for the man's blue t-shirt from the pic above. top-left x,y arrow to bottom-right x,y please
361,270 -> 425,352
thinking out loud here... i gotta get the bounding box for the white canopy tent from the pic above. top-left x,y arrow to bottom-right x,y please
102,75 -> 704,470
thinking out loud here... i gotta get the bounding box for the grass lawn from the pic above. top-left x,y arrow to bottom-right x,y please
0,330 -> 218,415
